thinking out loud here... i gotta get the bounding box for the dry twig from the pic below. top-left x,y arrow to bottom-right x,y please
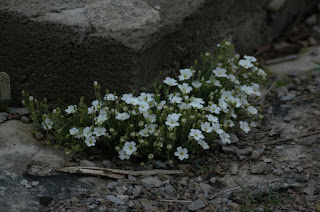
57,167 -> 184,180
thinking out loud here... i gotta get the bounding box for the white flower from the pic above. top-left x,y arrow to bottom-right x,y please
227,119 -> 235,127
65,105 -> 77,114
123,141 -> 137,155
169,96 -> 183,104
121,93 -> 133,102
189,97 -> 204,109
189,129 -> 204,141
119,150 -> 130,160
148,154 -> 154,159
164,77 -> 178,86
93,127 -> 107,137
247,106 -> 258,115
241,85 -> 255,95
104,93 -> 118,101
139,128 -> 149,137
29,96 -> 34,101
209,104 -> 221,114
88,106 -> 96,114
252,83 -> 261,96
192,81 -> 202,88
240,121 -> 250,133
213,67 -> 228,78
178,83 -> 193,94
201,122 -> 213,133
206,114 -> 219,123
239,59 -> 254,69
257,68 -> 267,77
178,102 -> 191,110
116,112 -> 130,121
138,92 -> 154,103
69,127 -> 79,136
126,97 -> 140,105
244,55 -> 257,62
221,91 -> 234,102
165,113 -> 182,128
138,102 -> 150,113
157,101 -> 166,110
91,100 -> 101,109
198,139 -> 210,149
174,147 -> 189,160
143,113 -> 157,123
95,114 -> 108,125
145,124 -> 158,134
220,132 -> 231,144
42,118 -> 53,130
212,123 -> 224,134
214,80 -> 221,87
94,81 -> 98,87
178,69 -> 193,81
218,99 -> 228,110
85,136 -> 96,147
82,126 -> 93,137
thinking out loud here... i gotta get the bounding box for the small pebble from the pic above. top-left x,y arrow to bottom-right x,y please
31,181 -> 39,187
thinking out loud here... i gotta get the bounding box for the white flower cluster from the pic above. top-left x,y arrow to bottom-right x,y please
28,41 -> 266,161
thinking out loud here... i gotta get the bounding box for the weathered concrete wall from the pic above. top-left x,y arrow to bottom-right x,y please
0,0 -> 319,103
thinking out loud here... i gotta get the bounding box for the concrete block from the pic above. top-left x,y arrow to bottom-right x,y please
0,72 -> 11,101
0,0 -> 319,103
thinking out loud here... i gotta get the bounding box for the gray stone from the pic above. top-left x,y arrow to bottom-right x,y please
127,200 -> 135,207
267,0 -> 287,12
235,147 -> 253,156
131,185 -> 141,197
116,194 -> 129,202
230,133 -> 239,143
21,116 -> 31,124
141,176 -> 161,188
102,160 -> 114,168
209,177 -> 217,184
128,175 -> 137,181
20,179 -> 28,186
179,178 -> 188,186
1,0 -> 318,103
34,132 -> 45,140
267,46 -> 320,75
306,15 -> 317,25
106,195 -> 125,205
0,72 -> 10,101
107,182 -> 119,189
250,162 -> 268,174
222,145 -> 236,153
188,199 -> 206,211
154,160 -> 167,169
80,159 -> 96,167
140,198 -> 153,210
199,183 -> 211,192
303,185 -> 316,196
280,95 -> 294,102
0,112 -> 8,123
25,184 -> 32,189
297,167 -> 304,173
262,157 -> 273,163
251,150 -> 261,159
230,163 -> 238,175
31,181 -> 39,187
164,184 -> 174,196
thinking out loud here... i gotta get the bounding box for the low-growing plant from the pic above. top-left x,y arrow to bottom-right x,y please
234,180 -> 290,212
22,41 -> 267,161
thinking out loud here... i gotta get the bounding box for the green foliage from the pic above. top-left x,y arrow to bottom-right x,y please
22,41 -> 267,162
234,180 -> 291,212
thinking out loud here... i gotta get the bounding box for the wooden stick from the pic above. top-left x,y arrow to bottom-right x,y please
268,131 -> 320,145
160,199 -> 193,203
57,166 -> 184,179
